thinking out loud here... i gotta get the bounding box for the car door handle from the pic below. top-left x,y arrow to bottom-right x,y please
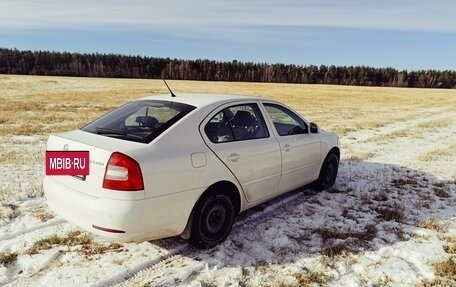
282,144 -> 291,152
227,153 -> 240,162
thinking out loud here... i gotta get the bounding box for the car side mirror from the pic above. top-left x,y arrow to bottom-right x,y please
310,122 -> 319,134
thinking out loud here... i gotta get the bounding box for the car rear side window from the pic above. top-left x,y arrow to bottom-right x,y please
81,100 -> 196,143
205,103 -> 269,143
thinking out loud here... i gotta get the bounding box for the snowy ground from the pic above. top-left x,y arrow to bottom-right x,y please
0,77 -> 455,287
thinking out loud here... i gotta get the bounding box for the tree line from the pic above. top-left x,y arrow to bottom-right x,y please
1,48 -> 455,88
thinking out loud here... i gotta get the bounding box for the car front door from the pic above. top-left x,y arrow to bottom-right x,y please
262,102 -> 321,192
201,102 -> 282,203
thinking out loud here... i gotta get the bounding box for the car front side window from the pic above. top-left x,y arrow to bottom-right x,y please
205,103 -> 269,143
263,103 -> 308,136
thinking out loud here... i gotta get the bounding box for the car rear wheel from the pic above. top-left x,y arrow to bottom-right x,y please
313,152 -> 339,191
189,191 -> 235,249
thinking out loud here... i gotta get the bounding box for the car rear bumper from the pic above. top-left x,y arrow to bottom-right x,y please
43,176 -> 202,242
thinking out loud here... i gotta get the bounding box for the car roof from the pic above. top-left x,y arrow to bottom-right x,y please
137,93 -> 268,108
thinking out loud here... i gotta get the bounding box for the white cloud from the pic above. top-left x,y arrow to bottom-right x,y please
1,0 -> 455,33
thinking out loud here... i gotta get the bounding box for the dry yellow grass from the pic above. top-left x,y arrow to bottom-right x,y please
435,257 -> 456,278
444,243 -> 456,254
26,230 -> 124,257
1,74 -> 456,138
418,144 -> 456,162
420,219 -> 447,233
0,252 -> 17,266
293,271 -> 329,286
369,128 -> 411,143
418,258 -> 456,287
345,151 -> 374,162
417,117 -> 454,130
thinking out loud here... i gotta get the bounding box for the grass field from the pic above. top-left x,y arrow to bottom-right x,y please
0,75 -> 455,286
1,75 -> 455,137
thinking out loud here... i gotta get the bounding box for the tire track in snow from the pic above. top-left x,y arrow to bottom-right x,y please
92,243 -> 192,287
110,245 -> 211,287
0,218 -> 66,242
343,109 -> 456,164
344,108 -> 455,144
101,190 -> 314,287
0,218 -> 68,251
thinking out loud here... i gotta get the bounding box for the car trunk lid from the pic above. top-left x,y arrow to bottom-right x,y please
45,129 -> 145,198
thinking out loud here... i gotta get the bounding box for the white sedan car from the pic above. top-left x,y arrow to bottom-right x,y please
44,94 -> 340,248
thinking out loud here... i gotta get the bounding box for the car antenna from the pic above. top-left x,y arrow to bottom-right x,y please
162,78 -> 176,97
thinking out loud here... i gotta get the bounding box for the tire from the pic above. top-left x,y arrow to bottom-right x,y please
189,191 -> 235,249
313,152 -> 339,191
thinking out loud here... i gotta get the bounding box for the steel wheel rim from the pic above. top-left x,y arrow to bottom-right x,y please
201,198 -> 229,240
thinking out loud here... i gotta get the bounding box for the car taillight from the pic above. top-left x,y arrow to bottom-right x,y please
103,152 -> 144,191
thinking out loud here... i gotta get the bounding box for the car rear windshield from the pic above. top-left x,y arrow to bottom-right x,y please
81,100 -> 196,143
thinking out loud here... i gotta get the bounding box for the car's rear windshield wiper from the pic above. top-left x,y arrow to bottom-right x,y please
95,127 -> 144,140
96,127 -> 125,135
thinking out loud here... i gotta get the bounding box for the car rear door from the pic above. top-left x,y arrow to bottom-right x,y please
200,102 -> 282,203
261,102 -> 321,192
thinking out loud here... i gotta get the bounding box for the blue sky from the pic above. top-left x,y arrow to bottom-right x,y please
1,0 -> 455,71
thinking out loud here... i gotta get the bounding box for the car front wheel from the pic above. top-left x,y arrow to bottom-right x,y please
189,191 -> 235,249
313,152 -> 339,191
